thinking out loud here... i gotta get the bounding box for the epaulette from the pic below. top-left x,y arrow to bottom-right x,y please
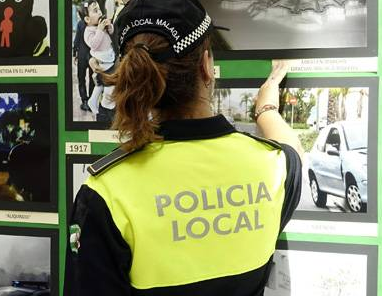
87,148 -> 133,177
240,132 -> 282,149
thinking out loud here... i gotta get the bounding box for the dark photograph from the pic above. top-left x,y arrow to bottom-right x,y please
0,85 -> 57,212
202,0 -> 377,59
66,0 -> 126,130
215,78 -> 378,222
0,227 -> 58,296
264,241 -> 377,296
0,0 -> 57,65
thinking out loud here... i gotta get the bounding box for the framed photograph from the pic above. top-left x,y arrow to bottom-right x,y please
202,0 -> 378,59
65,0 -> 122,130
66,154 -> 103,219
0,0 -> 58,75
0,84 -> 58,213
0,226 -> 59,296
215,78 -> 378,226
265,240 -> 377,296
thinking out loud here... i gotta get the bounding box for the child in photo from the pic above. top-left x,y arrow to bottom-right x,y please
79,0 -> 115,117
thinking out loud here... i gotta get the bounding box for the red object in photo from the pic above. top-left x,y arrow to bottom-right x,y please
0,6 -> 14,48
289,96 -> 297,105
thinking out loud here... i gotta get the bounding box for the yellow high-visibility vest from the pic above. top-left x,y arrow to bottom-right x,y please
86,132 -> 287,289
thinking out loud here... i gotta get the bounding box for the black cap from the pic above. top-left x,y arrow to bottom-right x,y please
115,0 -> 214,61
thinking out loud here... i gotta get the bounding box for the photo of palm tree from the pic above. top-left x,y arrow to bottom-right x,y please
290,87 -> 369,213
214,83 -> 371,214
213,88 -> 259,135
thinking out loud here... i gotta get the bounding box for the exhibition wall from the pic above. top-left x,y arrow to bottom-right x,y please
0,0 -> 380,295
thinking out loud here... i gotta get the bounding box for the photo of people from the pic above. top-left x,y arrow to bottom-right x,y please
0,0 -> 55,61
214,77 -> 378,219
68,0 -> 127,128
0,91 -> 53,204
0,234 -> 51,295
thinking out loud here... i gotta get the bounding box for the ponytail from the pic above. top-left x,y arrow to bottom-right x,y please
105,33 -> 211,152
104,34 -> 169,151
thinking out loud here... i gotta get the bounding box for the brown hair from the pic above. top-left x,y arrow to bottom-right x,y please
104,33 -> 212,152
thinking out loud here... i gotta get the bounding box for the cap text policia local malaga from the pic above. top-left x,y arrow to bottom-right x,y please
115,0 -> 225,61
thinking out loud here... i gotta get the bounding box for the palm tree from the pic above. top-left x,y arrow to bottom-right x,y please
357,89 -> 368,119
213,88 -> 231,114
240,92 -> 253,121
314,88 -> 323,131
327,88 -> 342,125
338,88 -> 349,121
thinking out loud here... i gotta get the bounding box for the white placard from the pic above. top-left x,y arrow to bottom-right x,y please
0,65 -> 58,77
281,57 -> 378,73
88,130 -> 121,143
284,219 -> 378,236
65,142 -> 91,154
214,65 -> 221,78
0,211 -> 58,224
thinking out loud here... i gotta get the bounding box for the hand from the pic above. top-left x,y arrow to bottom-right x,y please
89,57 -> 103,73
74,57 -> 78,66
255,60 -> 289,112
97,19 -> 107,31
104,19 -> 112,27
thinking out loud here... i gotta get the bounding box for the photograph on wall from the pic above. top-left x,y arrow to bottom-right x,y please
66,0 -> 125,130
0,227 -> 58,296
202,0 -> 377,59
0,0 -> 58,74
66,155 -> 103,218
264,240 -> 377,296
0,84 -> 58,212
215,78 -> 378,224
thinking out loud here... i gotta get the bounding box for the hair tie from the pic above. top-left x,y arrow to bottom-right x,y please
134,43 -> 151,53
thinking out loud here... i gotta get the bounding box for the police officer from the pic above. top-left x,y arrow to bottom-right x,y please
64,0 -> 303,295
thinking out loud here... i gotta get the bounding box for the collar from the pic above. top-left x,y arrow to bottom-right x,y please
158,115 -> 236,140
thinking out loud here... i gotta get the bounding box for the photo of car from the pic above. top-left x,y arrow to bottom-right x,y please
0,281 -> 50,296
307,121 -> 367,212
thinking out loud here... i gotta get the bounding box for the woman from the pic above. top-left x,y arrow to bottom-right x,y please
64,0 -> 302,295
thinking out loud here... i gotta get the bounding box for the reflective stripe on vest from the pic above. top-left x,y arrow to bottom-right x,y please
86,133 -> 287,289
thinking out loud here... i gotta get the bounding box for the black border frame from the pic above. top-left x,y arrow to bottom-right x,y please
0,226 -> 59,296
0,0 -> 58,66
216,77 -> 378,223
66,154 -> 103,222
273,240 -> 378,296
0,84 -> 58,213
209,0 -> 378,60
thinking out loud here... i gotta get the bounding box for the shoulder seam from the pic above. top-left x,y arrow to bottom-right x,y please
238,132 -> 281,149
87,148 -> 133,177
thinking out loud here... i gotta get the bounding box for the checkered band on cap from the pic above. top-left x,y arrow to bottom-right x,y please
173,14 -> 211,54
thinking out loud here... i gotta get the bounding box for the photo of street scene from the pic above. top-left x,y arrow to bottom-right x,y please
202,0 -> 368,51
68,0 -> 124,127
265,248 -> 368,296
0,234 -> 51,295
0,92 -> 52,204
213,85 -> 370,214
0,0 -> 53,59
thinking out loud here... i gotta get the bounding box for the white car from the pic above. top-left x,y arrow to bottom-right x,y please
307,121 -> 367,212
